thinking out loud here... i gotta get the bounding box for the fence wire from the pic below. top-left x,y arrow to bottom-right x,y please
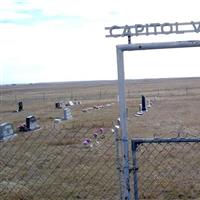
0,122 -> 121,200
1,86 -> 200,105
132,138 -> 200,200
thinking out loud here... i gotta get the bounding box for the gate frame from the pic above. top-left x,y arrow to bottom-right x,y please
116,40 -> 200,200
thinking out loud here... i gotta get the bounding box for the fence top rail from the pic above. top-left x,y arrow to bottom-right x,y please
116,40 -> 200,51
132,137 -> 200,147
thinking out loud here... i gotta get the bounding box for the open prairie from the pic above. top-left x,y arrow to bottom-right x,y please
0,77 -> 200,200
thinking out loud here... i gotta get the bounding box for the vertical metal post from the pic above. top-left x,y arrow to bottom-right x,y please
113,125 -> 123,200
128,36 -> 131,44
116,47 -> 130,200
132,141 -> 139,200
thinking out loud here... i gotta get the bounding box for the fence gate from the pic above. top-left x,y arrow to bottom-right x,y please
131,137 -> 200,200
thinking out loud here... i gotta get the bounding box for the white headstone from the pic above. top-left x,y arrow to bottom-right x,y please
68,101 -> 74,106
63,108 -> 72,120
139,104 -> 142,112
147,99 -> 152,108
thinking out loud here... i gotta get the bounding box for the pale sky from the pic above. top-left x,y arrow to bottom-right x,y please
0,0 -> 200,84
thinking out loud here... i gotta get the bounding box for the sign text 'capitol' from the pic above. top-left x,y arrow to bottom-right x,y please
105,21 -> 200,38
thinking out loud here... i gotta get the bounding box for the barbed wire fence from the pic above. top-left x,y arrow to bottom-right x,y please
1,86 -> 200,105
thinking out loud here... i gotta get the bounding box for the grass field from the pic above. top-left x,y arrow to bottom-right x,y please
0,77 -> 200,200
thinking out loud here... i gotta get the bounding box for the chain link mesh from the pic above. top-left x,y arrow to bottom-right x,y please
132,138 -> 200,200
0,124 -> 121,200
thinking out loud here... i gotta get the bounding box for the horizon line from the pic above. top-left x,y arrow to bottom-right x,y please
1,76 -> 200,86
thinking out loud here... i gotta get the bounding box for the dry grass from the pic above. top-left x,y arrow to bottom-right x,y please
0,181 -> 33,200
0,77 -> 200,199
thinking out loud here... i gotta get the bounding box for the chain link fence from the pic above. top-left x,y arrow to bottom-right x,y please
131,137 -> 200,200
2,124 -> 200,199
0,122 -> 121,200
1,81 -> 200,200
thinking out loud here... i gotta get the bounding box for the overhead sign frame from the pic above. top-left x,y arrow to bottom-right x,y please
105,21 -> 200,200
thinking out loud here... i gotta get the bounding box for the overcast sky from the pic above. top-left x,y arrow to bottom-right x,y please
0,0 -> 200,84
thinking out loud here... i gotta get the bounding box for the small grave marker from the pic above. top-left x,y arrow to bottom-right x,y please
117,117 -> 120,126
63,108 -> 72,120
68,101 -> 74,106
134,103 -> 144,117
18,101 -> 23,112
0,123 -> 15,141
55,102 -> 62,109
141,95 -> 147,112
53,118 -> 62,129
139,104 -> 142,112
26,116 -> 40,131
147,99 -> 152,108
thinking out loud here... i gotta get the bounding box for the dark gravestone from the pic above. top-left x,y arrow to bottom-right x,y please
141,95 -> 146,111
55,102 -> 62,109
18,101 -> 23,112
26,116 -> 38,131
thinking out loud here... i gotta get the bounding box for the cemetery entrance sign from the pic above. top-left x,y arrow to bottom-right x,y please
105,21 -> 200,37
105,20 -> 200,200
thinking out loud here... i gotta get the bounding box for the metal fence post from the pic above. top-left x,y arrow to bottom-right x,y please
113,125 -> 123,200
116,47 -> 131,200
131,141 -> 139,200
